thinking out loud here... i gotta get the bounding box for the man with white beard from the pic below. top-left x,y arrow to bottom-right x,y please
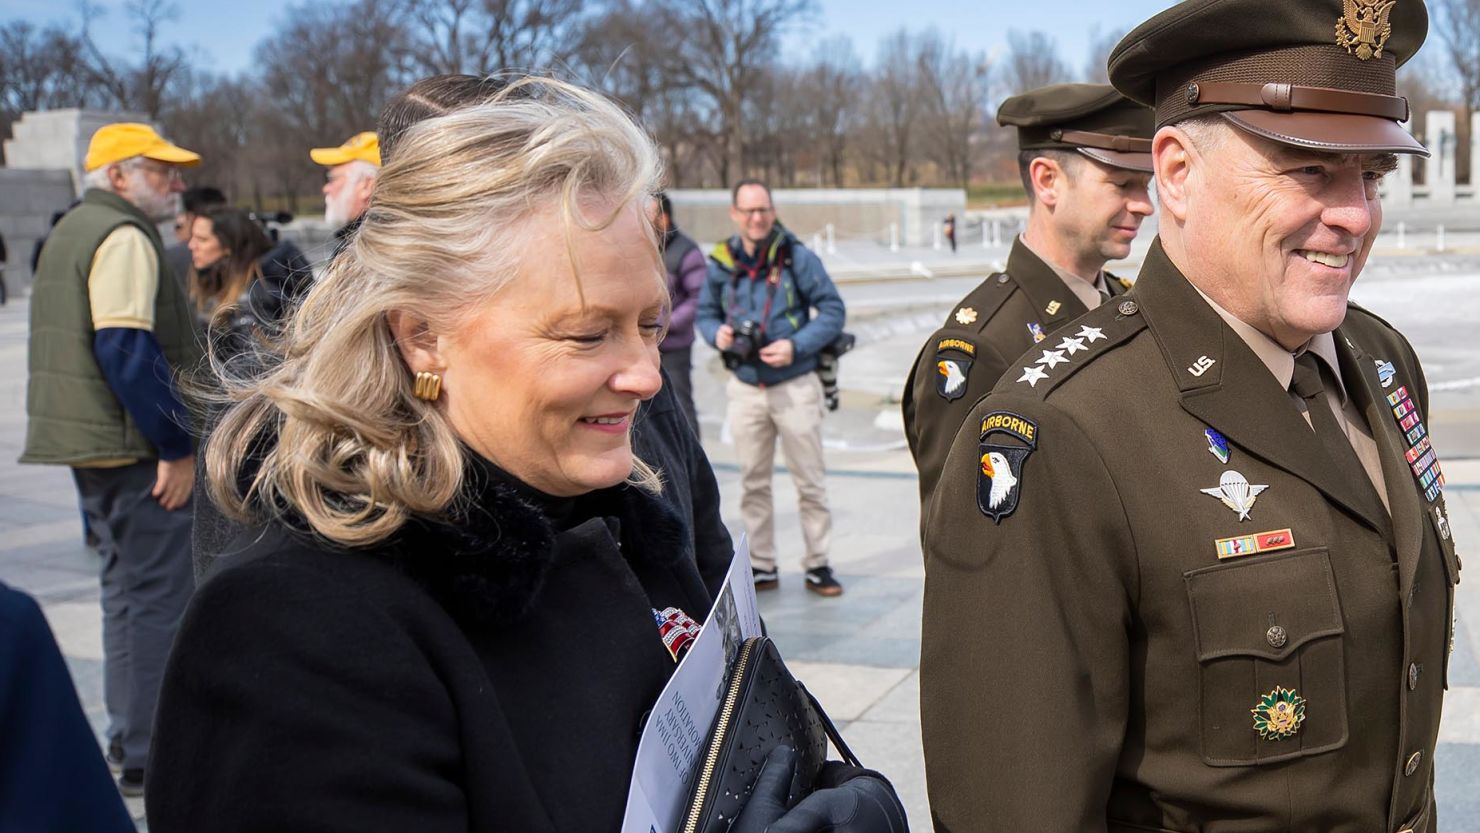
23,123 -> 203,797
310,131 -> 380,253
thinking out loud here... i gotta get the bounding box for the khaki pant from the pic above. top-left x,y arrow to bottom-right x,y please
726,374 -> 832,572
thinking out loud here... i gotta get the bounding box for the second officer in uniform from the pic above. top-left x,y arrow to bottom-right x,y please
903,84 -> 1154,504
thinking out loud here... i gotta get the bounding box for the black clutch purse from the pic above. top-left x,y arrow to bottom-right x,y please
679,636 -> 860,833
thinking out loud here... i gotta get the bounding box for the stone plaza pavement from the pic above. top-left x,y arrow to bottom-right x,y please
0,262 -> 1477,828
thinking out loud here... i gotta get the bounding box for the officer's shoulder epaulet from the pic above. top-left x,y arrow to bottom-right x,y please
995,296 -> 1149,401
946,271 -> 1016,331
1108,270 -> 1134,292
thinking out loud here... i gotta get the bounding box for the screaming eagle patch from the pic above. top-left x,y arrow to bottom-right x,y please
935,337 -> 977,401
978,411 -> 1037,523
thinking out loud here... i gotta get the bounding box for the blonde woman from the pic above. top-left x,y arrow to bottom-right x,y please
146,76 -> 905,833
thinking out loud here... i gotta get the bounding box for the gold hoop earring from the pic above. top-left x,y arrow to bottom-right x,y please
413,371 -> 442,401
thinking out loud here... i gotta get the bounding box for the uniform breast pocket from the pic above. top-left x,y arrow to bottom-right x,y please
1184,548 -> 1348,766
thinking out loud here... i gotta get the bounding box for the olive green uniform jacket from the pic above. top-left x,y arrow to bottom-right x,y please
920,241 -> 1457,833
902,238 -> 1129,505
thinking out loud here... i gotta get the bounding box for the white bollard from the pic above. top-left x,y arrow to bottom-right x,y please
812,232 -> 823,252
826,223 -> 836,254
1437,224 -> 1446,252
933,224 -> 942,251
982,219 -> 991,249
1397,221 -> 1406,249
890,223 -> 899,253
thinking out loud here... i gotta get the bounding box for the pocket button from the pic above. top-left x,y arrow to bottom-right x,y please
1405,750 -> 1422,776
1408,663 -> 1421,690
1265,625 -> 1287,649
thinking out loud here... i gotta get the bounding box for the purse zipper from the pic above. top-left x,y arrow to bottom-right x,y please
680,637 -> 759,833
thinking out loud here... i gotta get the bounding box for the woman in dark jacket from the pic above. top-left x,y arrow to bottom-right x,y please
187,207 -> 314,360
147,76 -> 904,833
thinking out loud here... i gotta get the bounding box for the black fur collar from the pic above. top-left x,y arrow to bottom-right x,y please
386,460 -> 691,626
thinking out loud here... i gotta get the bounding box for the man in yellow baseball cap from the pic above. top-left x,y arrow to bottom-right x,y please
24,120 -> 203,797
310,131 -> 380,246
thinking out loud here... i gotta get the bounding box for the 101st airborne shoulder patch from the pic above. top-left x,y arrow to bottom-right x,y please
978,411 -> 1037,523
936,337 -> 977,401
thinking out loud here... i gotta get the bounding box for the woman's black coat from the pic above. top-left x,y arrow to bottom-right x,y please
147,468 -> 719,832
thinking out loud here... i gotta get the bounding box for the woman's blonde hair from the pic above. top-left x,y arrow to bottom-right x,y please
206,75 -> 666,548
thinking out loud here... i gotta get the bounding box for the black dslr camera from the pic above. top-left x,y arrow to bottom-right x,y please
722,319 -> 764,370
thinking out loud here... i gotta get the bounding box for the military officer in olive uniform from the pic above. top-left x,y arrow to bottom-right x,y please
921,1 -> 1459,831
903,85 -> 1155,504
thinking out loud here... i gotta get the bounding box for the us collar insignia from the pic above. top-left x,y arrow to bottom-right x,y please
1251,687 -> 1306,740
935,338 -> 977,401
1374,358 -> 1396,388
653,606 -> 702,663
1200,470 -> 1269,521
1337,0 -> 1396,61
1387,385 -> 1446,502
1027,322 -> 1046,343
1215,528 -> 1295,559
978,412 -> 1037,523
955,306 -> 978,325
1205,427 -> 1230,464
1045,300 -> 1062,316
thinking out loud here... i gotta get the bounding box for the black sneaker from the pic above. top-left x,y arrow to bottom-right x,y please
753,568 -> 779,591
118,768 -> 145,798
805,566 -> 844,597
105,736 -> 124,774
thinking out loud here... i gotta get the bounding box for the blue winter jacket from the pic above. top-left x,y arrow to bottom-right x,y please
696,232 -> 846,387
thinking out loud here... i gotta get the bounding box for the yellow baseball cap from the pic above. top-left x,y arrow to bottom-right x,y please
84,123 -> 201,172
309,132 -> 381,167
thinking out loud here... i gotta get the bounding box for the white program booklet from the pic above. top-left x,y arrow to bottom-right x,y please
620,538 -> 764,833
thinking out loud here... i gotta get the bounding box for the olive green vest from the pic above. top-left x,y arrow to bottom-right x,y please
21,188 -> 201,465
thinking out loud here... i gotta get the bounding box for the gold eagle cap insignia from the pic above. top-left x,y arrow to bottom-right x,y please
1337,0 -> 1397,61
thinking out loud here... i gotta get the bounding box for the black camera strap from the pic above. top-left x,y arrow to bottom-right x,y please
725,233 -> 790,339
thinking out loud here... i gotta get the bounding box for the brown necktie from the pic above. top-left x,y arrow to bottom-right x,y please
1290,353 -> 1388,528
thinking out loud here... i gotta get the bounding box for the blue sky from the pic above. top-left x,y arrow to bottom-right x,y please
6,0 -> 1178,78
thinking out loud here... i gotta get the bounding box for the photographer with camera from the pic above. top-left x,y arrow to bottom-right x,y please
698,180 -> 847,597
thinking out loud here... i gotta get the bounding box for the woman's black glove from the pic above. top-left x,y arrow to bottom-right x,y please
731,746 -> 909,833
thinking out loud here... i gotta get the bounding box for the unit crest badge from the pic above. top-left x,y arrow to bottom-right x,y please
935,337 -> 977,401
977,411 -> 1037,522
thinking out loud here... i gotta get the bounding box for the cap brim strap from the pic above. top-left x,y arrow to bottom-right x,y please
1187,81 -> 1409,122
1051,129 -> 1153,154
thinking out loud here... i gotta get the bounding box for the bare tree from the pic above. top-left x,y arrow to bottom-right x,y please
803,36 -> 860,187
79,0 -> 190,119
867,29 -> 922,187
915,30 -> 989,189
253,0 -> 412,211
655,0 -> 815,184
1000,30 -> 1070,96
403,0 -> 590,75
1083,24 -> 1127,84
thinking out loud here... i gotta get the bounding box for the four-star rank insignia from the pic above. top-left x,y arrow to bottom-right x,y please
978,411 -> 1036,523
1251,686 -> 1306,740
1336,0 -> 1396,61
935,337 -> 976,401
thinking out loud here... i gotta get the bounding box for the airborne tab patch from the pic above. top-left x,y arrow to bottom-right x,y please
978,411 -> 1037,523
935,338 -> 977,401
